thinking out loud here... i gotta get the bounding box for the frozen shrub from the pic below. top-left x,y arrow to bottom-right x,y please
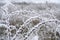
0,24 -> 8,36
7,25 -> 17,39
37,22 -> 58,40
23,17 -> 40,30
31,19 -> 40,25
2,3 -> 17,13
7,4 -> 17,13
0,8 -> 8,20
37,5 -> 47,10
56,25 -> 60,39
9,14 -> 24,26
10,29 -> 16,37
0,24 -> 9,40
0,2 -> 60,40
18,26 -> 28,34
53,11 -> 60,20
11,29 -> 16,34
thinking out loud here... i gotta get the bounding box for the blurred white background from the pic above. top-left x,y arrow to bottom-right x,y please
0,0 -> 60,3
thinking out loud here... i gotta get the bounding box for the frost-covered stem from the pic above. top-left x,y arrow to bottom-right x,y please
24,19 -> 60,40
1,1 -> 17,14
47,10 -> 60,23
0,8 -> 7,14
8,32 -> 11,40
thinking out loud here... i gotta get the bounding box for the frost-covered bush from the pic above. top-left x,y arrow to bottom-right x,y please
0,25 -> 7,35
0,24 -> 9,40
0,2 -> 60,40
9,14 -> 24,26
0,8 -> 6,20
53,11 -> 60,20
18,26 -> 28,34
24,17 -> 40,29
0,7 -> 9,20
37,22 -> 59,40
8,25 -> 16,37
1,3 -> 17,13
